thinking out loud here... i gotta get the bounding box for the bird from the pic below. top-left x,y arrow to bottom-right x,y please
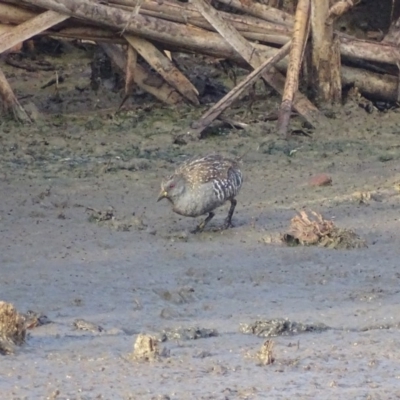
157,154 -> 243,233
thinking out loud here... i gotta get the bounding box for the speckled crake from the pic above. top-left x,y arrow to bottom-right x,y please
157,154 -> 243,233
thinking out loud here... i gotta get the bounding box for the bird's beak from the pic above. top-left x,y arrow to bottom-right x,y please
157,190 -> 168,202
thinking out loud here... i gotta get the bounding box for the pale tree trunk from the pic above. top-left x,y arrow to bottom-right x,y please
277,0 -> 311,136
310,0 -> 341,105
0,68 -> 31,123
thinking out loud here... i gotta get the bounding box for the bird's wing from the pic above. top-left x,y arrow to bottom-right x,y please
177,154 -> 239,187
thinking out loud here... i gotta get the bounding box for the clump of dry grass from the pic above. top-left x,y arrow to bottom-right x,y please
257,340 -> 275,366
282,210 -> 367,249
0,301 -> 26,355
130,334 -> 169,362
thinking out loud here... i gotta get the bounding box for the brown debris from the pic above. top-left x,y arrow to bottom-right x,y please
257,340 -> 275,366
282,210 -> 367,249
0,301 -> 26,355
131,334 -> 169,362
308,173 -> 332,187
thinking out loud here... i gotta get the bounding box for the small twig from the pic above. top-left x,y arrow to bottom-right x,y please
41,75 -> 65,89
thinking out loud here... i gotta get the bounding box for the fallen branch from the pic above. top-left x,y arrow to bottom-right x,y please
0,2 -> 36,25
216,0 -> 292,26
278,0 -> 311,136
214,0 -> 400,66
191,40 -> 292,137
48,24 -> 400,102
117,44 -> 137,111
310,0 -> 341,104
0,9 -> 68,54
327,0 -> 358,24
4,0 -> 400,66
113,0 -> 292,41
99,43 -> 184,105
124,34 -> 199,105
191,0 -> 321,129
0,67 -> 31,123
18,0 -> 263,61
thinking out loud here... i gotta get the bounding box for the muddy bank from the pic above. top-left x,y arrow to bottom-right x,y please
1,42 -> 400,399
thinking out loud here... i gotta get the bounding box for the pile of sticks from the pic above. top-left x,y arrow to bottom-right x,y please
0,0 -> 399,136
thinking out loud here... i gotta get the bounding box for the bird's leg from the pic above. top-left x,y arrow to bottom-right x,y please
222,198 -> 237,229
192,212 -> 215,234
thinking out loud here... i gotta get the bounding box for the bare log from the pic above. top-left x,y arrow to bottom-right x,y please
327,0 -> 357,24
0,68 -> 31,123
191,40 -> 292,138
190,0 -> 258,63
5,0 -> 400,66
329,36 -> 342,101
278,0 -> 311,136
113,0 -> 292,39
2,0 -> 292,45
0,2 -> 36,24
0,10 -> 68,54
19,0 -> 249,60
214,0 -> 400,66
51,26 -> 126,43
0,0 -> 397,106
124,34 -> 199,105
341,67 -> 398,102
117,44 -> 137,111
125,44 -> 137,96
216,0 -> 293,26
5,18 -> 394,104
310,0 -> 341,104
191,0 -> 320,128
339,36 -> 400,65
99,43 -> 184,105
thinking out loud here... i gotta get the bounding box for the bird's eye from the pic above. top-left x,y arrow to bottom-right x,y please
169,183 -> 175,189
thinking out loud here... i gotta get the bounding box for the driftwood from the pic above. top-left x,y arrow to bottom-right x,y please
50,26 -> 398,103
216,0 -> 292,26
124,34 -> 199,104
99,43 -> 184,106
2,0 -> 399,67
191,0 -> 318,125
213,0 -> 400,66
277,0 -> 311,136
191,40 -> 292,138
310,0 -> 341,104
0,67 -> 31,123
0,9 -> 68,55
0,14 -> 390,105
117,44 -> 137,111
327,0 -> 358,24
0,0 -> 398,131
191,0 -> 321,128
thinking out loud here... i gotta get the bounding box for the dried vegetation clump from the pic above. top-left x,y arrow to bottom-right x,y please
0,301 -> 26,355
282,210 -> 367,249
240,318 -> 329,338
257,340 -> 275,366
130,334 -> 169,362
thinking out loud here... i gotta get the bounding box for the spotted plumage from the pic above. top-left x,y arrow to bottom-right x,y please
157,154 -> 243,232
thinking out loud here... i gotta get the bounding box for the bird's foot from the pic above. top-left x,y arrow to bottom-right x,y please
221,219 -> 234,230
191,212 -> 214,234
191,222 -> 205,234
